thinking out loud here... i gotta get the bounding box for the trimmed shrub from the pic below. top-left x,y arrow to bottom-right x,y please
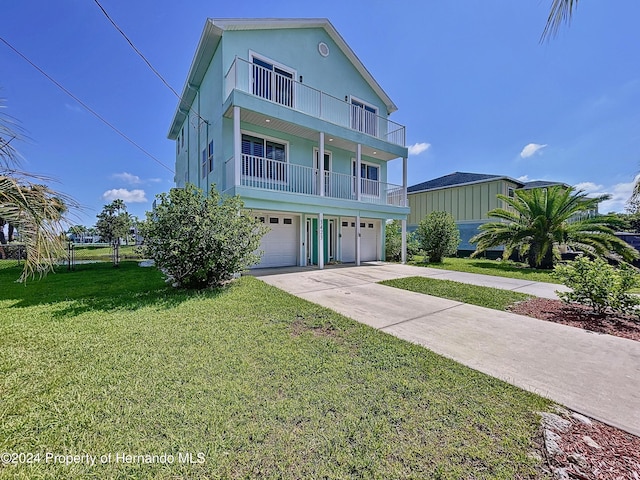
552,256 -> 640,315
415,212 -> 460,263
141,184 -> 268,289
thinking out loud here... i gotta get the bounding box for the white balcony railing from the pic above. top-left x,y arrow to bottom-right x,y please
225,57 -> 406,147
231,154 -> 406,207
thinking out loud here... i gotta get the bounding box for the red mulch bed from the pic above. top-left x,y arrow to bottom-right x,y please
542,409 -> 640,479
508,298 -> 640,478
508,297 -> 640,342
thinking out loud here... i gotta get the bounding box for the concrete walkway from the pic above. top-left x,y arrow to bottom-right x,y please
254,262 -> 640,437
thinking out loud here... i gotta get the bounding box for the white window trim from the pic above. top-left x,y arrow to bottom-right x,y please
351,158 -> 381,198
241,130 -> 290,161
240,130 -> 290,185
249,50 -> 297,109
349,95 -> 379,137
349,95 -> 378,114
313,147 -> 332,172
249,50 -> 297,79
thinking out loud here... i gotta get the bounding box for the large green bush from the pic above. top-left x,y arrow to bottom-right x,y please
141,184 -> 268,289
552,256 -> 640,315
384,220 -> 419,262
415,212 -> 460,263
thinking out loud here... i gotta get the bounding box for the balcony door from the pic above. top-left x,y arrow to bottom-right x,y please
251,54 -> 295,108
313,148 -> 332,196
350,97 -> 378,137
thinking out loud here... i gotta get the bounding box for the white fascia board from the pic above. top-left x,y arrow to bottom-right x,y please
167,20 -> 223,139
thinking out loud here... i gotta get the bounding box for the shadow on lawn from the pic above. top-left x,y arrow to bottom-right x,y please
0,261 -> 229,317
422,259 -> 552,277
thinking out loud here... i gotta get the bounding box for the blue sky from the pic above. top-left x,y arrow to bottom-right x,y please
2,1 -> 639,226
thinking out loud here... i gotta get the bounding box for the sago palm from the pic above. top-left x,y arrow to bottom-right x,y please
470,186 -> 638,269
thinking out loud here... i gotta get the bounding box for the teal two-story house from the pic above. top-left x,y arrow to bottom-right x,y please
168,18 -> 409,268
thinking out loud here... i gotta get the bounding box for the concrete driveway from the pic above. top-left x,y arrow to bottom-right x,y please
254,263 -> 640,437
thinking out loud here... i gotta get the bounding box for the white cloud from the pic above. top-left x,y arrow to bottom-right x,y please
596,175 -> 640,213
517,175 -> 530,182
520,143 -> 547,159
408,142 -> 431,156
112,172 -> 142,184
574,182 -> 604,194
102,188 -> 147,203
573,175 -> 640,213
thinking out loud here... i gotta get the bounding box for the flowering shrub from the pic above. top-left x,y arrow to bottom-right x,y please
552,256 -> 640,315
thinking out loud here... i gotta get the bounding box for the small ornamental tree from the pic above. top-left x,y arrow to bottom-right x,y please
96,200 -> 131,245
141,184 -> 268,289
415,211 -> 460,263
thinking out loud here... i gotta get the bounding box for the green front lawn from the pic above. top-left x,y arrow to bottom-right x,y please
410,256 -> 560,284
380,276 -> 533,311
0,261 -> 551,479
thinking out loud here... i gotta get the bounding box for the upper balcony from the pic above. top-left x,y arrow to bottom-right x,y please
224,57 -> 406,148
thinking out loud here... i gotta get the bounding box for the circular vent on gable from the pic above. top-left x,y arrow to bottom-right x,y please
318,42 -> 330,57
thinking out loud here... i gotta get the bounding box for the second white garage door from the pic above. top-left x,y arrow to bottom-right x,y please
341,219 -> 380,263
254,214 -> 298,268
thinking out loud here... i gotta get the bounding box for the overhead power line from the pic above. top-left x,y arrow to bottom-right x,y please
0,36 -> 174,174
92,0 -> 208,126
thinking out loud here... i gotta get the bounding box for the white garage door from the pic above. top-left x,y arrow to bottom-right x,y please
254,214 -> 298,268
340,219 -> 379,263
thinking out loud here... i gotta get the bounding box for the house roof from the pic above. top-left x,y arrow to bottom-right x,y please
407,172 -> 525,194
520,180 -> 570,190
168,18 -> 398,139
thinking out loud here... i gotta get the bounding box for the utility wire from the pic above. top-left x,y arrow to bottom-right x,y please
92,0 -> 208,126
0,36 -> 174,174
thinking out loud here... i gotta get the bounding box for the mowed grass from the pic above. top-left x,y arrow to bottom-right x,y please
410,256 -> 560,284
380,276 -> 533,311
70,244 -> 143,261
0,261 -> 551,479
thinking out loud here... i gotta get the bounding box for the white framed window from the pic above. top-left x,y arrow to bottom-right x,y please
201,147 -> 207,179
352,159 -> 380,197
241,132 -> 288,182
507,187 -> 515,198
250,51 -> 296,108
350,96 -> 378,137
207,141 -> 214,173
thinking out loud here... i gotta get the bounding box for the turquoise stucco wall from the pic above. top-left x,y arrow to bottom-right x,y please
174,23 -> 402,226
222,28 -> 387,116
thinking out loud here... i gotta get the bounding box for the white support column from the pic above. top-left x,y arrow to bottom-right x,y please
356,144 -> 362,201
402,156 -> 408,207
318,213 -> 324,270
300,214 -> 306,267
233,106 -> 241,186
401,220 -> 407,264
355,214 -> 361,266
402,155 -> 408,263
319,132 -> 325,197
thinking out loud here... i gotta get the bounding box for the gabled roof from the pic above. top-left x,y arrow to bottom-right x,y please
520,180 -> 570,190
407,172 -> 524,194
168,18 -> 398,139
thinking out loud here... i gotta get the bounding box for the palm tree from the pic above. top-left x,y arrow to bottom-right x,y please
541,0 -> 579,41
1,99 -> 74,280
470,186 -> 639,269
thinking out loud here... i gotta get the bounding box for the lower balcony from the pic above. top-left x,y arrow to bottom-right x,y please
226,154 -> 406,207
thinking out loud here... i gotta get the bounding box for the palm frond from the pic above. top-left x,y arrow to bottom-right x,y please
541,0 -> 579,42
